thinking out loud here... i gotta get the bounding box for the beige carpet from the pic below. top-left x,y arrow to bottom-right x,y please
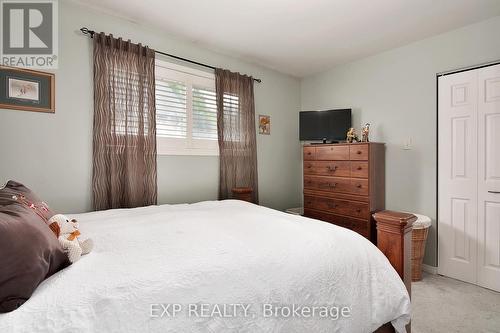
412,272 -> 500,333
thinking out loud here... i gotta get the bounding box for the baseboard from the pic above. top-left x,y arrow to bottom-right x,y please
422,264 -> 438,275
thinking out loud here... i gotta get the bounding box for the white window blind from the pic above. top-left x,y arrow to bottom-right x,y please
192,86 -> 218,140
155,60 -> 219,155
110,69 -> 154,136
155,79 -> 187,138
222,93 -> 241,142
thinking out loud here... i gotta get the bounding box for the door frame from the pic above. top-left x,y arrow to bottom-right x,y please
436,59 -> 500,269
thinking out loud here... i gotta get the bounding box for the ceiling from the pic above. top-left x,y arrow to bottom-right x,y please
73,0 -> 500,77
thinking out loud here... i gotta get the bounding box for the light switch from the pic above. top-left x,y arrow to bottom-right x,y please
403,137 -> 412,150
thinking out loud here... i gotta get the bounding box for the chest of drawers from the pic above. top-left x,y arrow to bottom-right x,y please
303,143 -> 385,241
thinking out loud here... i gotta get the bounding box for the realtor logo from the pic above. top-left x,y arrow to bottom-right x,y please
1,0 -> 58,68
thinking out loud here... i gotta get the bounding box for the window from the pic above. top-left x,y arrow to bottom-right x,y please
221,92 -> 241,142
111,68 -> 154,137
155,60 -> 219,155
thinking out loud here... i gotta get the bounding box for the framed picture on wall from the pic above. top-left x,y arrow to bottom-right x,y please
259,114 -> 270,135
0,66 -> 55,113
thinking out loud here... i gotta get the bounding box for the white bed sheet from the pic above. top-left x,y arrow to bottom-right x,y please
0,200 -> 410,333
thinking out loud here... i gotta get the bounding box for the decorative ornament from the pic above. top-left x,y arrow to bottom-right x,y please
361,123 -> 370,142
346,127 -> 359,143
12,194 -> 50,223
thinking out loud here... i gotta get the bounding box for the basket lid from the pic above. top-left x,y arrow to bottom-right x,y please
411,213 -> 432,229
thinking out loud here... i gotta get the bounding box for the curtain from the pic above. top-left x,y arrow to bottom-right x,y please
215,69 -> 258,203
92,33 -> 157,210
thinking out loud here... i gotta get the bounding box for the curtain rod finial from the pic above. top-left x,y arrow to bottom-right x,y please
80,27 -> 95,38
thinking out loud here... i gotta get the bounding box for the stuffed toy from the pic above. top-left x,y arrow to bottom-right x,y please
47,214 -> 94,263
346,127 -> 359,143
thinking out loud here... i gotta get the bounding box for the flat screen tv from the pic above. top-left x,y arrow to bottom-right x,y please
299,109 -> 351,142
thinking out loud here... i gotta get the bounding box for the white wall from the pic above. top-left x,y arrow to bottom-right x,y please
0,1 -> 302,213
300,16 -> 500,266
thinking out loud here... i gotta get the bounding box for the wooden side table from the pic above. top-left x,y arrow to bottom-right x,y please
373,210 -> 416,294
373,210 -> 415,333
232,187 -> 253,203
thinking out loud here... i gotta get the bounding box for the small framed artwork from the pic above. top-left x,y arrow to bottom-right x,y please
0,66 -> 55,113
259,115 -> 270,135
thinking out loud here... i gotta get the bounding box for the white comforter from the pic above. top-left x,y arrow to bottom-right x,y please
0,200 -> 410,333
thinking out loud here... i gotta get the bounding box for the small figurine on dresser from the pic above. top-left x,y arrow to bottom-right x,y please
346,127 -> 359,143
361,123 -> 370,142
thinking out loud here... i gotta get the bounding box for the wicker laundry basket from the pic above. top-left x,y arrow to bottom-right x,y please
411,214 -> 431,282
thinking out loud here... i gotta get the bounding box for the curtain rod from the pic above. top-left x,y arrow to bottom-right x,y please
80,27 -> 262,83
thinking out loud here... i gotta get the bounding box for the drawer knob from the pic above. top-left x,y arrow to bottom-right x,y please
307,165 -> 312,168
328,165 -> 337,172
307,152 -> 311,155
356,208 -> 361,213
357,166 -> 362,170
329,183 -> 337,188
357,150 -> 362,155
356,184 -> 362,188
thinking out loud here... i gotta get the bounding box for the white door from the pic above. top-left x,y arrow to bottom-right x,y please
438,70 -> 478,284
477,64 -> 500,291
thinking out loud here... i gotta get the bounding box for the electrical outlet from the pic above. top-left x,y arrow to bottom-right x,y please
403,137 -> 412,150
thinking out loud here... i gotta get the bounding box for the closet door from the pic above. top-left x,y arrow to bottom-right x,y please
438,70 -> 478,284
477,64 -> 500,292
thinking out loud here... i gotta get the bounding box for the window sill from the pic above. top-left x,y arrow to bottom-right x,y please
157,148 -> 219,157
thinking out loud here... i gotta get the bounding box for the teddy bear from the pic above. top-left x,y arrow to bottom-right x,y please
47,214 -> 94,263
346,127 -> 359,143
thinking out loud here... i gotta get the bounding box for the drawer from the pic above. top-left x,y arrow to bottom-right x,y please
350,162 -> 369,178
350,144 -> 369,160
316,145 -> 349,160
303,146 -> 315,160
304,195 -> 370,219
304,208 -> 351,228
303,161 -> 350,177
304,195 -> 335,212
350,179 -> 369,195
304,175 -> 351,194
304,209 -> 370,238
304,176 -> 369,196
343,200 -> 370,219
350,219 -> 369,238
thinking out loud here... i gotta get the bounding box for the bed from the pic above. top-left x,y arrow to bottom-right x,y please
0,200 -> 410,333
